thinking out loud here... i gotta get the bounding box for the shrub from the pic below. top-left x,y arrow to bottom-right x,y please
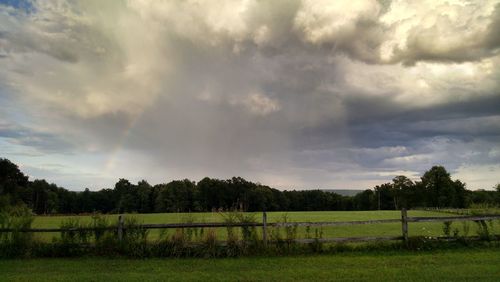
119,217 -> 149,257
0,205 -> 34,258
462,221 -> 470,237
182,213 -> 203,242
199,228 -> 219,257
475,220 -> 490,241
309,227 -> 324,253
221,212 -> 241,257
442,221 -> 452,237
270,214 -> 299,254
59,218 -> 90,244
91,213 -> 109,241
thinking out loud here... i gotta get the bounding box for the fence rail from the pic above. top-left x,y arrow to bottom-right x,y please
406,215 -> 500,223
1,210 -> 499,244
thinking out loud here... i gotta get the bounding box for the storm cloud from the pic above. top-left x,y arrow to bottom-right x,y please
0,0 -> 499,190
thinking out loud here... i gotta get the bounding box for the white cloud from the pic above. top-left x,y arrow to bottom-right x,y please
454,164 -> 500,190
230,92 -> 281,116
380,0 -> 500,64
0,0 -> 499,190
294,0 -> 381,43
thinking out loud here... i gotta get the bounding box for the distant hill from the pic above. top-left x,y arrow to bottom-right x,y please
321,189 -> 364,196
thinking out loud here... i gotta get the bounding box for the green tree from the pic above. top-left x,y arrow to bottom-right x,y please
137,180 -> 153,213
496,183 -> 500,205
374,183 -> 394,210
420,166 -> 465,208
114,179 -> 139,212
353,189 -> 376,210
392,175 -> 414,209
0,158 -> 29,206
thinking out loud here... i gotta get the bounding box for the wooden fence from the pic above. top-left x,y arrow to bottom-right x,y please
1,209 -> 500,244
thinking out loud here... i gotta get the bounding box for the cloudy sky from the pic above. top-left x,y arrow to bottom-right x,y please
1,0 -> 499,191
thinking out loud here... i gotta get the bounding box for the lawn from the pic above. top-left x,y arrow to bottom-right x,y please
1,248 -> 499,281
30,210 -> 499,241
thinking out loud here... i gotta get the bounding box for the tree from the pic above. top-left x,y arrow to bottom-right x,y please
137,180 -> 153,213
353,189 -> 376,210
391,175 -> 414,209
374,183 -> 394,210
31,179 -> 50,214
452,180 -> 467,208
0,158 -> 29,206
421,166 -> 450,207
114,179 -> 139,212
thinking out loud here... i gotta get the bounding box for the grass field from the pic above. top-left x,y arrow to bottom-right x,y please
30,210 -> 500,241
1,248 -> 499,281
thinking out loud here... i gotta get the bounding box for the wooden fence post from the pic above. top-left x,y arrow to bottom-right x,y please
118,214 -> 124,241
262,210 -> 268,247
401,208 -> 408,244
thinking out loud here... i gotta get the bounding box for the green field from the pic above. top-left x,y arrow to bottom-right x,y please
31,210 -> 500,241
1,248 -> 499,281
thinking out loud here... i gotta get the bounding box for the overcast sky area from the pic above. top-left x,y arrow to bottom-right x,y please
1,0 -> 499,191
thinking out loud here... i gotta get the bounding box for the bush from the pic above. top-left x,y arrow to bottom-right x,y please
475,220 -> 491,241
270,214 -> 299,254
442,221 -> 452,237
114,217 -> 150,257
198,228 -> 219,257
0,205 -> 34,258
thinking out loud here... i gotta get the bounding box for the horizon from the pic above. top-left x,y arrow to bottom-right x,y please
1,1 -> 500,191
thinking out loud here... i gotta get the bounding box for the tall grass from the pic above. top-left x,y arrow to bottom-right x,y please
221,211 -> 262,255
0,205 -> 34,257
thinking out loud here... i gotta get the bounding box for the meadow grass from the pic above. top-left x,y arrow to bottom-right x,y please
30,210 -> 499,242
0,248 -> 499,281
32,210 -> 450,227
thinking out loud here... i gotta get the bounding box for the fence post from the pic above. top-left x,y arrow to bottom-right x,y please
262,210 -> 268,247
118,214 -> 124,241
401,208 -> 408,244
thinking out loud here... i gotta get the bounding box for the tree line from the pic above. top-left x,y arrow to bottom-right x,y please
1,158 -> 499,214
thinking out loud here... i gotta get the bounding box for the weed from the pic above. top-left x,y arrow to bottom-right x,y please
199,228 -> 219,257
462,221 -> 470,237
309,227 -> 324,252
182,213 -> 203,242
120,217 -> 149,257
475,220 -> 490,240
442,221 -> 452,237
0,205 -> 34,258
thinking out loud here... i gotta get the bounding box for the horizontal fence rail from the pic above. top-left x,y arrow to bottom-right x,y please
406,215 -> 500,223
1,210 -> 499,244
0,227 -> 116,233
294,236 -> 403,244
272,218 -> 402,227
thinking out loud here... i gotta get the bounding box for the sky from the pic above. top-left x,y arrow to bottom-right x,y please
0,0 -> 499,191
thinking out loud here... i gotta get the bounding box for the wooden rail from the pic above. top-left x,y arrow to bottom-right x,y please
0,222 -> 262,233
1,210 -> 499,244
406,215 -> 500,223
271,218 -> 402,227
294,236 -> 402,244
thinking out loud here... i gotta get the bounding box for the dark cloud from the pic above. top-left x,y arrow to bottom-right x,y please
0,122 -> 75,153
0,1 -> 499,190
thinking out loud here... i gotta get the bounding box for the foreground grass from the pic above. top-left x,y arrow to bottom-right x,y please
1,248 -> 499,281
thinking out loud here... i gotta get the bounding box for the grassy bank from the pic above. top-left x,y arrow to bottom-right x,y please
1,248 -> 499,281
